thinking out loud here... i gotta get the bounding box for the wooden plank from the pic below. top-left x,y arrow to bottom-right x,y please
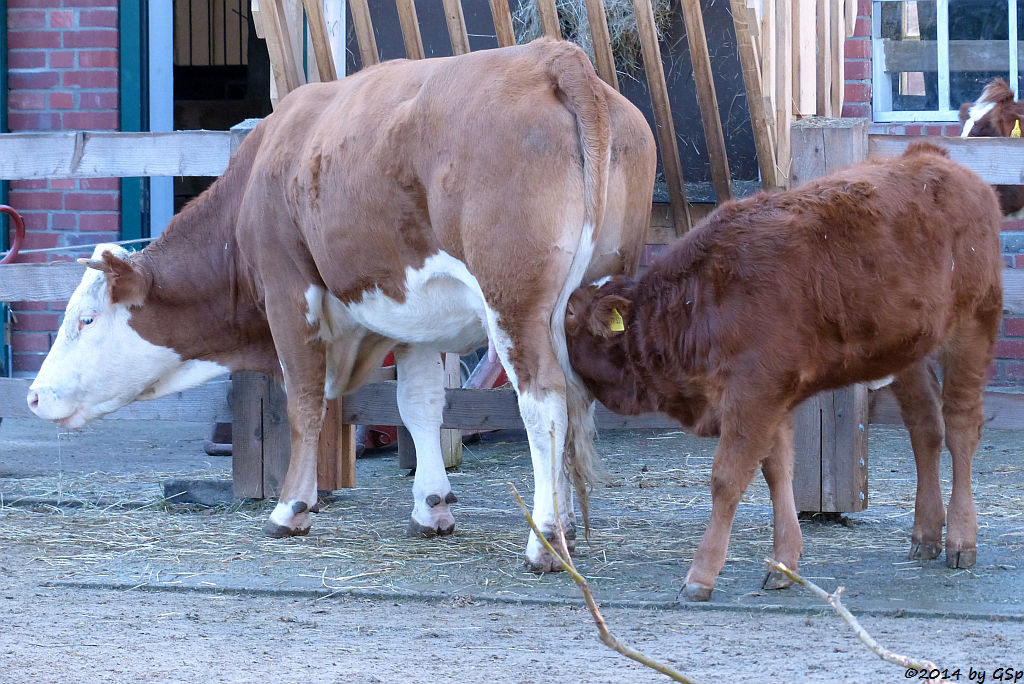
536,0 -> 562,39
729,0 -> 778,190
441,353 -> 463,468
869,388 -> 1024,431
317,397 -> 356,489
679,0 -> 732,203
1005,268 -> 1024,316
488,0 -> 516,48
302,0 -> 339,81
261,375 -> 291,496
790,117 -> 867,187
442,0 -> 471,55
829,0 -> 844,115
0,130 -> 234,179
348,0 -> 379,67
815,0 -> 832,116
868,135 -> 1024,186
821,384 -> 869,511
0,262 -> 85,301
883,40 -> 1024,74
254,0 -> 303,98
0,377 -> 230,422
230,372 -> 267,498
396,0 -> 425,60
323,0 -> 347,77
792,0 -> 816,116
584,0 -> 619,90
632,0 -> 691,234
774,0 -> 792,187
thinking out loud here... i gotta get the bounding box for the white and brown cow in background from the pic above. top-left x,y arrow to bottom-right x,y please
959,77 -> 1024,215
27,40 -> 657,572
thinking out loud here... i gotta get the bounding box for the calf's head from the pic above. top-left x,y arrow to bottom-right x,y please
565,277 -> 649,415
27,244 -> 227,428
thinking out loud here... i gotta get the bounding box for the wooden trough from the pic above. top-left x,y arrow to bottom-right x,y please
2,0 -> 1024,513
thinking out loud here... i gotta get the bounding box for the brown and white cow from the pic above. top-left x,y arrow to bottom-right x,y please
959,77 -> 1024,215
566,143 -> 1003,601
27,40 -> 657,572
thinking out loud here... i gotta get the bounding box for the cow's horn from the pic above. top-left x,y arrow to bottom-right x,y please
78,258 -> 106,270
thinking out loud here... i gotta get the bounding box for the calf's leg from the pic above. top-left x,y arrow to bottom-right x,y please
761,415 -> 802,590
890,359 -> 945,560
683,411 -> 777,601
395,345 -> 457,537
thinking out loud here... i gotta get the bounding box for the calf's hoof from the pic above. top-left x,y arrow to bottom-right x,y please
908,541 -> 942,561
406,518 -> 455,538
945,547 -> 977,569
262,520 -> 311,538
762,568 -> 795,591
681,584 -> 713,602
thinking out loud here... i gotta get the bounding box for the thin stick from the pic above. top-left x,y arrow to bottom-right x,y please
510,483 -> 699,684
765,559 -> 945,676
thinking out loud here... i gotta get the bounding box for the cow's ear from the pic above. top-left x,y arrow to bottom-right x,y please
958,102 -> 972,127
589,294 -> 632,338
79,252 -> 149,307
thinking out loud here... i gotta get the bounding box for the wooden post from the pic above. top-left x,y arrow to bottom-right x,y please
489,0 -> 516,48
318,398 -> 358,489
774,0 -> 792,187
230,372 -> 290,498
584,0 -> 619,90
790,117 -> 869,513
441,353 -> 464,468
302,0 -> 338,81
730,0 -> 778,190
679,0 -> 732,202
397,0 -> 426,60
442,0 -> 471,55
633,0 -> 692,234
536,0 -> 562,38
348,0 -> 379,67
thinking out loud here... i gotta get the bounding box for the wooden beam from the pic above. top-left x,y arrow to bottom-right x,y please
790,117 -> 867,188
536,0 -> 562,39
318,397 -> 357,489
792,0 -> 816,116
883,40 -> 1024,73
584,0 -> 619,90
868,135 -> 1024,186
488,0 -> 516,48
396,0 -> 425,60
348,0 -> 379,67
679,0 -> 732,202
0,130 -> 234,179
829,0 -> 844,115
793,384 -> 868,512
632,0 -> 691,234
774,0 -> 792,187
815,0 -> 832,116
254,0 -> 304,98
302,0 -> 338,81
442,0 -> 471,55
0,262 -> 85,301
441,353 -> 464,468
730,0 -> 778,190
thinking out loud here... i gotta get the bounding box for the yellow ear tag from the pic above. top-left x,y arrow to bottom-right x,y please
1012,121 -> 1022,138
609,308 -> 625,332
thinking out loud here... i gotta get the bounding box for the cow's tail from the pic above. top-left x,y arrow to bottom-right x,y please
545,41 -> 612,534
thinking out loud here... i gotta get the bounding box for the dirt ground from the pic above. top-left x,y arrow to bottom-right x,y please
1,416 -> 1022,683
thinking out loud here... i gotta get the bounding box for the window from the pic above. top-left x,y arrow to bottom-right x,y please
872,0 -> 1021,121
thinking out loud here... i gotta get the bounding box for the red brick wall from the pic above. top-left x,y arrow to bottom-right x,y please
842,0 -> 1024,385
6,0 -> 120,373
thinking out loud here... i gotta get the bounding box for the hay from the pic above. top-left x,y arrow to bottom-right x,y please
511,0 -> 676,74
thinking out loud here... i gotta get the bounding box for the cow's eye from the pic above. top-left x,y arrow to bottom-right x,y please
78,316 -> 95,331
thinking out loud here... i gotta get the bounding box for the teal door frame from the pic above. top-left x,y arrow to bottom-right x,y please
119,3 -> 148,242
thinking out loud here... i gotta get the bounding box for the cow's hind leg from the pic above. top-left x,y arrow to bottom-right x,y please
395,345 -> 457,537
761,414 -> 802,590
890,359 -> 946,561
939,317 -> 996,568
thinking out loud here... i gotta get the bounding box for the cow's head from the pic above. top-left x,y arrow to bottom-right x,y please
959,78 -> 1023,138
565,277 -> 651,415
27,244 -> 228,427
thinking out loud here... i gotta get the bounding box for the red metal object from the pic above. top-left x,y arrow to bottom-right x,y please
0,205 -> 26,265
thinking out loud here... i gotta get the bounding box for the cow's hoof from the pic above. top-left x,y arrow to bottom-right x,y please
261,520 -> 311,538
681,584 -> 713,602
762,568 -> 795,591
909,541 -> 942,561
524,552 -> 567,574
945,547 -> 977,569
406,518 -> 455,538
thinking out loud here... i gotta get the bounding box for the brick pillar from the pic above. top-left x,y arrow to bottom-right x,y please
6,1 -> 121,373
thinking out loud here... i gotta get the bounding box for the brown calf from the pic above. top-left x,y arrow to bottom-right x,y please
959,77 -> 1024,215
566,143 -> 1003,601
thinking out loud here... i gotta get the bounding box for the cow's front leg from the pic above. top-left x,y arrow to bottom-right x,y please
395,346 -> 457,537
519,387 -> 576,573
261,301 -> 327,538
683,414 -> 770,601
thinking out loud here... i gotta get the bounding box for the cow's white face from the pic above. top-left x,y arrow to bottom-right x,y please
27,244 -> 228,428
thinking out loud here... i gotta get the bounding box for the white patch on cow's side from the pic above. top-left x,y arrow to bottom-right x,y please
961,101 -> 996,137
28,244 -> 222,428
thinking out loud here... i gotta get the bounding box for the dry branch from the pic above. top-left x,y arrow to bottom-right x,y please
510,483 -> 699,684
765,559 -> 947,678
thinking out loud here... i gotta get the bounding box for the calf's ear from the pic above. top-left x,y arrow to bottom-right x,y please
79,252 -> 149,307
589,294 -> 632,338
